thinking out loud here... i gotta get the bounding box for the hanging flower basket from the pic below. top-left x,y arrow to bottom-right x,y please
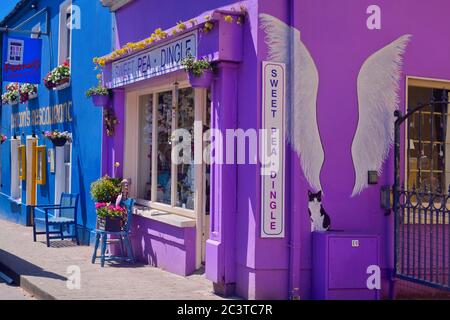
50,137 -> 68,147
44,61 -> 71,90
92,94 -> 110,107
1,83 -> 20,105
44,130 -> 72,147
181,54 -> 214,88
188,70 -> 214,88
19,84 -> 38,103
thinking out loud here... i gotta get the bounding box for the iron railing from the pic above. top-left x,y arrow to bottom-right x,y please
394,93 -> 450,291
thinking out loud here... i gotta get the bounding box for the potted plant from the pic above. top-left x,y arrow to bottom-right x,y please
0,134 -> 7,145
181,54 -> 214,88
44,130 -> 72,147
1,83 -> 19,105
90,176 -> 125,232
20,83 -> 38,103
95,203 -> 126,232
44,60 -> 71,90
86,85 -> 110,107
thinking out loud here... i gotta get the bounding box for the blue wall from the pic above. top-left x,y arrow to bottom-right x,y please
0,0 -> 112,240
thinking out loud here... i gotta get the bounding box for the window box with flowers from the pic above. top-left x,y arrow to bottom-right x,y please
20,84 -> 38,103
44,60 -> 71,90
1,83 -> 20,105
44,130 -> 72,147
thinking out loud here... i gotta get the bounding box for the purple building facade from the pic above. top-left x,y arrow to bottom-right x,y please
99,0 -> 450,299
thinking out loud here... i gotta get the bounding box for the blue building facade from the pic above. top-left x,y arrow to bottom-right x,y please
0,0 -> 112,241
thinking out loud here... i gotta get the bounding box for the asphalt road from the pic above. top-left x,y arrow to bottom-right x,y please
0,278 -> 33,300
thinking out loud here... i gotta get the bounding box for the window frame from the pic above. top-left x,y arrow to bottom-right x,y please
405,76 -> 450,193
58,0 -> 73,65
125,81 -> 207,220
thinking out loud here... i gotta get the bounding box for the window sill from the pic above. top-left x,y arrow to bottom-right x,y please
133,205 -> 196,228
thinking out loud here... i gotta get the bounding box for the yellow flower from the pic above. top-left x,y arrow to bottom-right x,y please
204,15 -> 211,21
155,28 -> 163,36
114,162 -> 121,168
224,15 -> 233,23
237,16 -> 243,25
177,21 -> 187,31
172,29 -> 178,36
93,57 -> 98,64
189,19 -> 197,27
204,21 -> 214,33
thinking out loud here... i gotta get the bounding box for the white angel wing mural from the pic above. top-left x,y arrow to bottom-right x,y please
351,35 -> 412,197
260,13 -> 324,192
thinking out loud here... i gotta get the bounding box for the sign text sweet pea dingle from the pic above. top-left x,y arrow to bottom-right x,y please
261,61 -> 286,239
112,31 -> 197,88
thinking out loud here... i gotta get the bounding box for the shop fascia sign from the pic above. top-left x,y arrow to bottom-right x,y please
111,31 -> 198,88
261,61 -> 286,239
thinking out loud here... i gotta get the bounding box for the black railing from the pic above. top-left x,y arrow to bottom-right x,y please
393,94 -> 450,291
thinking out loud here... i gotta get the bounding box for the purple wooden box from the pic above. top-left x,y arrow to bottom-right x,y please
312,232 -> 381,300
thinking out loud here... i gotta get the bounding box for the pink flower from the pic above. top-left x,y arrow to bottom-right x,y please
95,202 -> 107,209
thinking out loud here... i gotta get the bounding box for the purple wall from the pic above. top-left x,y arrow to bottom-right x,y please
104,0 -> 450,299
114,0 -> 237,47
131,215 -> 196,276
258,0 -> 450,299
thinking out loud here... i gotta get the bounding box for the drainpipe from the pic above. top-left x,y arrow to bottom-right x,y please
288,0 -> 301,300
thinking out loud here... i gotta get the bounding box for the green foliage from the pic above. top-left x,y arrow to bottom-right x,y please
90,176 -> 122,203
86,85 -> 109,97
181,54 -> 213,77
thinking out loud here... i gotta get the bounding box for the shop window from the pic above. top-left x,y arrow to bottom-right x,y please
407,80 -> 450,192
138,94 -> 153,202
58,0 -> 72,65
35,146 -> 47,185
10,139 -> 22,200
176,88 -> 195,210
131,84 -> 211,220
156,91 -> 173,205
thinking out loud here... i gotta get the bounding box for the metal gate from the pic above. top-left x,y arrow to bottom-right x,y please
393,91 -> 450,291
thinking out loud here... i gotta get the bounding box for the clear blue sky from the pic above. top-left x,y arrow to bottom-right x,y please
0,0 -> 20,22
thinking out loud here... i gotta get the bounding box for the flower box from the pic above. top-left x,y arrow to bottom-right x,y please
50,137 -> 68,147
52,79 -> 71,91
96,216 -> 123,232
188,70 -> 214,88
91,94 -> 110,107
28,92 -> 38,100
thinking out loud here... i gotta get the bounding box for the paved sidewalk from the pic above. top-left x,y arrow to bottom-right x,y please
0,219 -> 226,300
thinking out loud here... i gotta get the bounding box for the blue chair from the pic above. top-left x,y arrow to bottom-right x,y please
32,193 -> 80,247
91,198 -> 135,267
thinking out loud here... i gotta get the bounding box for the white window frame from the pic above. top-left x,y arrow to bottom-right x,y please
58,0 -> 73,65
54,142 -> 72,204
10,138 -> 22,201
124,82 -> 207,220
6,38 -> 24,65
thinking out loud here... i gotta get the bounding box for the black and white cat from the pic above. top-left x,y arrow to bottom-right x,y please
308,191 -> 331,232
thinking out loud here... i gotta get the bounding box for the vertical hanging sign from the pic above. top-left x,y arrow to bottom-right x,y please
261,61 -> 286,238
